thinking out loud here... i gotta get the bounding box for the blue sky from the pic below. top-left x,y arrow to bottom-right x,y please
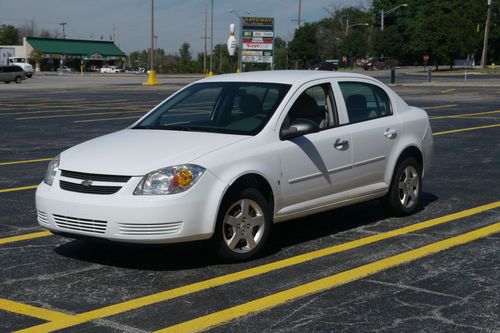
0,0 -> 370,55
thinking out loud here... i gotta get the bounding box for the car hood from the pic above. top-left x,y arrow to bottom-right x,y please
60,129 -> 249,175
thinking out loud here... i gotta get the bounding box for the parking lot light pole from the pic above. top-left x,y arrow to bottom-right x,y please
143,0 -> 159,85
380,3 -> 407,31
480,0 -> 493,68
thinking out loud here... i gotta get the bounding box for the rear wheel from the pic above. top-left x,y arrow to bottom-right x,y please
213,188 -> 271,262
4,81 -> 9,84
15,76 -> 22,84
383,157 -> 422,216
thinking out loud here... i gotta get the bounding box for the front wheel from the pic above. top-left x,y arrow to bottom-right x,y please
212,188 -> 271,262
383,157 -> 422,216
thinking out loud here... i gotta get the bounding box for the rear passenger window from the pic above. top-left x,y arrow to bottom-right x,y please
339,82 -> 392,123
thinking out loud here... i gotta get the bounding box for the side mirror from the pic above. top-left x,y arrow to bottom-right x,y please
280,118 -> 320,140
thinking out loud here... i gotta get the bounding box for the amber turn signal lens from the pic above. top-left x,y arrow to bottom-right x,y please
176,169 -> 193,187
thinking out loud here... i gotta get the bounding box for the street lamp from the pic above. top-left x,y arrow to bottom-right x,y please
144,0 -> 159,85
228,9 -> 250,73
380,3 -> 408,31
346,22 -> 369,36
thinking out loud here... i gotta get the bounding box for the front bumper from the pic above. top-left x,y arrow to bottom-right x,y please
35,171 -> 226,244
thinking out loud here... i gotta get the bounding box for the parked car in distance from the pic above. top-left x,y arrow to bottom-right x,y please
36,71 -> 433,261
100,66 -> 121,73
57,66 -> 74,73
311,61 -> 338,71
0,65 -> 26,83
88,65 -> 100,72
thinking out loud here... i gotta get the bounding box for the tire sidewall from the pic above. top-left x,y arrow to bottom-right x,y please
385,156 -> 422,216
15,76 -> 22,84
213,187 -> 272,262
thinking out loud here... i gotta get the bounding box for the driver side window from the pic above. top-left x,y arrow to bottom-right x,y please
284,84 -> 336,130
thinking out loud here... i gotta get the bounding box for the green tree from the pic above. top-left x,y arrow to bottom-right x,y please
288,23 -> 320,69
30,48 -> 44,72
339,30 -> 367,67
179,42 -> 192,73
0,25 -> 20,45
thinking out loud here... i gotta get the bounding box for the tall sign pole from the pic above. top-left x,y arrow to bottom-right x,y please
480,0 -> 492,68
209,0 -> 214,76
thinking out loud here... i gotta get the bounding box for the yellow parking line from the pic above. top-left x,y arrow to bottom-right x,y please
156,222 -> 500,333
0,298 -> 75,322
440,89 -> 456,93
0,185 -> 38,193
0,105 -> 151,116
0,158 -> 52,166
423,104 -> 458,110
433,124 -> 500,136
16,201 -> 499,333
430,110 -> 500,120
74,116 -> 142,123
16,110 -> 147,120
0,231 -> 52,245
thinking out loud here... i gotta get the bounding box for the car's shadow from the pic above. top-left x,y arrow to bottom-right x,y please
55,192 -> 438,270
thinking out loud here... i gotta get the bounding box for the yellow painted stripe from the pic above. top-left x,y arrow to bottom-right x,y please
0,158 -> 52,166
0,231 -> 52,245
0,298 -> 75,322
430,110 -> 500,120
440,89 -> 456,93
155,222 -> 500,333
15,201 -> 500,333
16,110 -> 147,120
0,105 -> 151,116
433,124 -> 500,136
423,104 -> 458,110
74,116 -> 142,123
0,185 -> 38,193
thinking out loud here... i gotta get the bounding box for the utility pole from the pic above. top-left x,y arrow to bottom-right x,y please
297,0 -> 302,30
480,0 -> 493,68
112,23 -> 116,41
59,22 -> 67,39
209,0 -> 214,76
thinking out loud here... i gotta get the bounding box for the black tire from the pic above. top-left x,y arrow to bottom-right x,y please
15,76 -> 22,84
383,156 -> 422,216
4,81 -> 9,84
26,74 -> 32,78
212,187 -> 272,262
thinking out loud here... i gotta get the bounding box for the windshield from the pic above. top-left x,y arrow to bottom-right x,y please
134,82 -> 291,135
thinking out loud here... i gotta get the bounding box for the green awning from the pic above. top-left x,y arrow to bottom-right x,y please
27,37 -> 126,57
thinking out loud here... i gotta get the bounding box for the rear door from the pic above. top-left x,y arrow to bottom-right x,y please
334,80 -> 401,197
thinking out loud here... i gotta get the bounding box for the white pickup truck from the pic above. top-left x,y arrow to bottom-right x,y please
100,66 -> 121,73
8,57 -> 34,78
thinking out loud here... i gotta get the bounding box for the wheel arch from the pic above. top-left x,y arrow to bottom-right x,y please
385,144 -> 424,185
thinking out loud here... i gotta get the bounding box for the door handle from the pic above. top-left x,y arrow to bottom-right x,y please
334,138 -> 349,150
384,128 -> 397,139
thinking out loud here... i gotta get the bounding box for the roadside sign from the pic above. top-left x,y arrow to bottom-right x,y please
423,54 -> 429,62
342,56 -> 347,62
241,17 -> 274,65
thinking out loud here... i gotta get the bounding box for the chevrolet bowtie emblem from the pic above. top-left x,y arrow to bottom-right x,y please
81,179 -> 93,187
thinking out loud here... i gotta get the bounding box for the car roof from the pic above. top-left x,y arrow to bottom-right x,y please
197,70 -> 379,85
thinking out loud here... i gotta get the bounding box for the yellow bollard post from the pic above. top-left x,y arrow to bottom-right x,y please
143,70 -> 160,85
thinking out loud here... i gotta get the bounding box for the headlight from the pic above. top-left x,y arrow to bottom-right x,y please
134,164 -> 205,195
44,154 -> 60,186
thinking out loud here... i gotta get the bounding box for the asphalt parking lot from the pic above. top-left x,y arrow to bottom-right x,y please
0,72 -> 499,332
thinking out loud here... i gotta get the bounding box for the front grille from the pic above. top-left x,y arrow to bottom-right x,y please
118,222 -> 183,236
61,170 -> 131,183
37,211 -> 49,226
60,180 -> 121,194
53,214 -> 107,234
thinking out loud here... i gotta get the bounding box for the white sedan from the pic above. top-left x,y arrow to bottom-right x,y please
36,71 -> 432,261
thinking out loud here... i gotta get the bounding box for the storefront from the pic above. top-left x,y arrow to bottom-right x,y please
1,37 -> 126,72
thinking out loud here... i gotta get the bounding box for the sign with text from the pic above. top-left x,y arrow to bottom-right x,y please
241,17 -> 274,64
